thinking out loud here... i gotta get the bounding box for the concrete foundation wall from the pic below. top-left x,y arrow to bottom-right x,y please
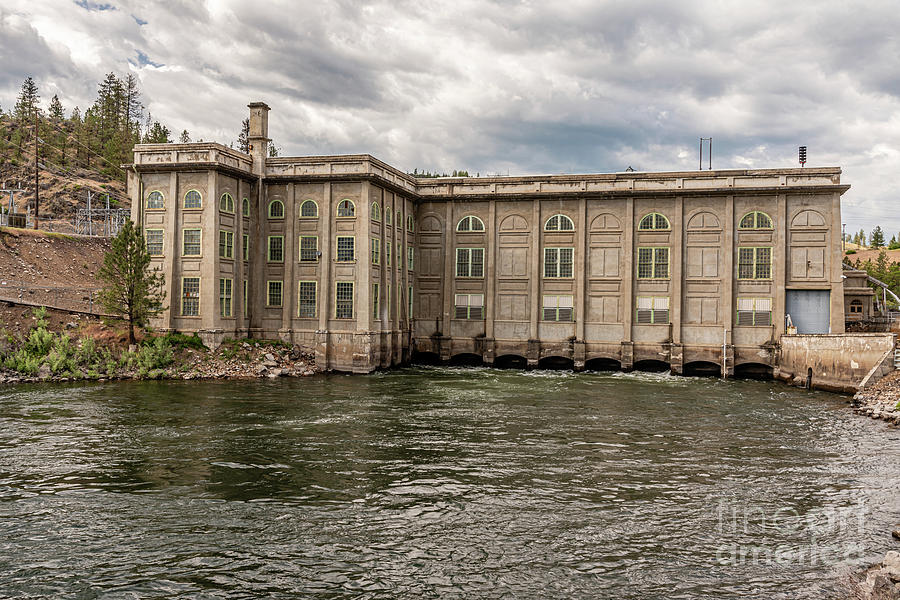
775,333 -> 896,393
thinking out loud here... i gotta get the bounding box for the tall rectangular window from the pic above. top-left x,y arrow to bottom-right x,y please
219,278 -> 233,317
182,229 -> 201,256
637,247 -> 669,279
456,248 -> 485,277
543,247 -> 574,278
336,282 -> 354,319
268,236 -> 284,262
298,281 -> 317,318
299,236 -> 318,262
181,277 -> 200,316
542,295 -> 574,321
397,243 -> 401,270
408,246 -> 414,271
408,285 -> 413,318
371,237 -> 381,265
738,247 -> 772,280
267,280 -> 283,307
242,234 -> 249,261
146,229 -> 164,256
386,241 -> 392,266
218,230 -> 234,259
372,283 -> 380,319
243,279 -> 248,317
636,296 -> 670,324
337,236 -> 355,262
454,294 -> 484,319
737,297 -> 772,326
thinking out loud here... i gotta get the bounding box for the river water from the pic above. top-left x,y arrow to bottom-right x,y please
1,367 -> 899,599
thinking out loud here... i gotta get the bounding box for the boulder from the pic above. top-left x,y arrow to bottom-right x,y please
884,551 -> 900,581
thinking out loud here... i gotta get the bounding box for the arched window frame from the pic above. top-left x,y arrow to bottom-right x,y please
371,202 -> 381,221
456,215 -> 485,232
407,214 -> 415,232
146,190 -> 164,210
241,197 -> 250,217
739,211 -> 774,230
299,200 -> 318,218
544,214 -> 575,231
385,207 -> 393,226
638,212 -> 670,231
268,199 -> 285,219
183,190 -> 202,210
219,192 -> 235,213
337,199 -> 356,218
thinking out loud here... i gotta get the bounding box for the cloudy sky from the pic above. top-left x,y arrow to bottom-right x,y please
2,0 -> 899,237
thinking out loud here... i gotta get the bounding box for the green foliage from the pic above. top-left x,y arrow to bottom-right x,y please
97,221 -> 166,344
121,337 -> 174,377
410,168 -> 470,178
159,332 -> 206,351
845,249 -> 856,255
870,225 -> 885,249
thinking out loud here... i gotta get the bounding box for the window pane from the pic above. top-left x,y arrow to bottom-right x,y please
268,236 -> 284,262
456,248 -> 470,277
182,278 -> 200,316
336,282 -> 354,318
298,282 -> 316,318
267,281 -> 283,307
184,190 -> 201,209
654,248 -> 669,278
183,230 -> 201,256
301,201 -> 317,217
755,248 -> 771,279
470,248 -> 484,277
300,236 -> 318,262
147,191 -> 164,209
337,237 -> 355,262
637,248 -> 653,278
544,248 -> 558,278
559,248 -> 573,277
146,230 -> 163,256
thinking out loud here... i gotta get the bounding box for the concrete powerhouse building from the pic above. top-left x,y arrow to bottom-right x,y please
127,102 -> 850,375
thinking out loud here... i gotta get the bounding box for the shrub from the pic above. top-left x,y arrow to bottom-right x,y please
159,332 -> 206,351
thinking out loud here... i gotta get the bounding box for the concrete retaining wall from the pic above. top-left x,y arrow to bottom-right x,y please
775,333 -> 896,393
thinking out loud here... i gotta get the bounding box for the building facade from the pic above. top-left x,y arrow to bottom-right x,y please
127,102 -> 850,374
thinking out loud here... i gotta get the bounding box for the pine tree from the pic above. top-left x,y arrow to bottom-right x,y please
14,77 -> 40,125
179,130 -> 190,143
870,226 -> 885,248
48,95 -> 64,122
97,221 -> 166,345
143,121 -> 171,143
237,118 -> 250,153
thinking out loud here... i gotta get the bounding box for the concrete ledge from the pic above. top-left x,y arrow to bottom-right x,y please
776,333 -> 896,393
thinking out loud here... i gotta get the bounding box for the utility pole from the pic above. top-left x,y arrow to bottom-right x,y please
33,111 -> 39,230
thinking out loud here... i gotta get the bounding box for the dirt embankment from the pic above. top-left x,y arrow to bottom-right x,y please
0,227 -> 109,324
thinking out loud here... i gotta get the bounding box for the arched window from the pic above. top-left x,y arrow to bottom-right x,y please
385,207 -> 393,226
242,197 -> 250,216
146,191 -> 164,210
371,202 -> 380,221
849,299 -> 863,314
739,211 -> 773,230
407,214 -> 414,232
219,192 -> 234,213
638,213 -> 670,230
268,200 -> 284,219
300,200 -> 318,218
337,199 -> 355,217
545,214 -> 574,231
184,190 -> 202,209
456,215 -> 485,232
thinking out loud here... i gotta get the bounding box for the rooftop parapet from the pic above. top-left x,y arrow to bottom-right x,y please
414,167 -> 848,198
265,154 -> 419,194
131,143 -> 254,174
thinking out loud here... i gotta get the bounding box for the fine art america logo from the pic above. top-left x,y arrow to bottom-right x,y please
714,500 -> 869,566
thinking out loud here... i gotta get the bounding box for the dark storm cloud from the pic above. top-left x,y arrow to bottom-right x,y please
2,0 -> 899,231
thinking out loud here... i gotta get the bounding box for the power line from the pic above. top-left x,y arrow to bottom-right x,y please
40,118 -> 128,176
1,134 -> 132,207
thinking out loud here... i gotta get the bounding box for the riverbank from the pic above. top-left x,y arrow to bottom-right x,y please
0,306 -> 317,385
852,370 -> 900,426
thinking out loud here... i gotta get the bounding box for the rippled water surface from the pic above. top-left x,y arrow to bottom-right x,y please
1,368 -> 899,598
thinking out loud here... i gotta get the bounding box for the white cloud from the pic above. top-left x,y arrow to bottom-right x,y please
2,0 -> 900,234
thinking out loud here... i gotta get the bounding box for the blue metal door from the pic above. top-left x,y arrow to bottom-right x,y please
785,290 -> 830,334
